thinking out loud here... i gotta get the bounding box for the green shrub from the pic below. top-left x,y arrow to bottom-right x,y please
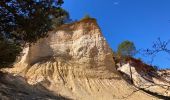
81,14 -> 91,20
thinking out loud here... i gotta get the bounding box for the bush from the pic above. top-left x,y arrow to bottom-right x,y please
81,14 -> 91,20
153,65 -> 159,71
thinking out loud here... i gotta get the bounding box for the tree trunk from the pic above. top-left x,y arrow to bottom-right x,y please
129,63 -> 133,84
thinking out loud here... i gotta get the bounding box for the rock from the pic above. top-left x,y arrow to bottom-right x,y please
118,62 -> 170,97
0,73 -> 69,100
3,18 -> 156,100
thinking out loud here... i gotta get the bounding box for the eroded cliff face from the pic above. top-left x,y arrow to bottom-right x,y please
118,63 -> 170,96
3,19 -> 156,100
117,57 -> 170,98
0,73 -> 69,100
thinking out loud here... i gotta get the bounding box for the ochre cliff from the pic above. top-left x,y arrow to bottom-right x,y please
3,19 -> 156,100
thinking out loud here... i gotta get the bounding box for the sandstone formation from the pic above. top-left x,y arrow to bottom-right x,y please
3,19 -> 157,100
0,73 -> 69,100
158,70 -> 170,81
118,61 -> 170,98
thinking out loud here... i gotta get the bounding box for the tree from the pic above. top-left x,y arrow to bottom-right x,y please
144,38 -> 170,56
142,38 -> 170,65
0,0 -> 69,43
0,0 -> 69,68
117,40 -> 136,57
117,40 -> 136,84
0,38 -> 21,67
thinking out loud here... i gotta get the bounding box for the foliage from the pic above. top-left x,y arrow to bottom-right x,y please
152,65 -> 159,71
0,0 -> 69,68
81,14 -> 91,20
0,0 -> 69,43
0,38 -> 21,68
117,40 -> 136,57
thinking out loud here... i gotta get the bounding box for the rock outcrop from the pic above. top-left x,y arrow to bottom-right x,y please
158,70 -> 170,81
118,59 -> 170,98
3,18 -> 157,100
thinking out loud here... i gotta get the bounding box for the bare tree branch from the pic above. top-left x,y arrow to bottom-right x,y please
143,38 -> 170,56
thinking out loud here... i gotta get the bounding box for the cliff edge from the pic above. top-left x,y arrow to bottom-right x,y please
3,18 -> 156,100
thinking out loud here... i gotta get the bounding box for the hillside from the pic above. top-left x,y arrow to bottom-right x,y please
117,57 -> 170,99
0,72 -> 69,100
1,18 -> 158,100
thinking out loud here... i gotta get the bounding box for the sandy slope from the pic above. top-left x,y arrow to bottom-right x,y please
0,73 -> 69,100
3,19 -> 157,100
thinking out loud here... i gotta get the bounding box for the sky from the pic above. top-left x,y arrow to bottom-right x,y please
63,0 -> 170,69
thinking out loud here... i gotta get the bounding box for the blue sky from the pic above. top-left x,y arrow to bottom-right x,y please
63,0 -> 170,69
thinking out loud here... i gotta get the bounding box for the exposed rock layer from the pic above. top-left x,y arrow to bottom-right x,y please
0,73 -> 69,100
118,61 -> 170,97
3,19 -> 156,100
